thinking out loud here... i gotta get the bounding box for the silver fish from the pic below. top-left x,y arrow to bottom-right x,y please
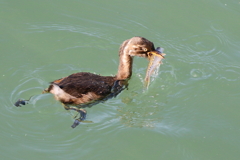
145,47 -> 166,88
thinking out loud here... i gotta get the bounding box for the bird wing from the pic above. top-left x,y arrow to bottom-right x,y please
52,72 -> 115,98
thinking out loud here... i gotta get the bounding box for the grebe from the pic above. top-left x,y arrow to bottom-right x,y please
16,37 -> 165,128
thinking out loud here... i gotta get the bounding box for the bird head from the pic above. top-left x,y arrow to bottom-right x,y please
119,36 -> 165,61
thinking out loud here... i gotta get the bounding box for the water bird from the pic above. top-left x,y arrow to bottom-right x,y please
15,37 -> 165,128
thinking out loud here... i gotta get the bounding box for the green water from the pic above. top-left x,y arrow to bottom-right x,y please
1,0 -> 240,159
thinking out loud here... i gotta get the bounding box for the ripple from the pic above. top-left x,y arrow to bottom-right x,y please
24,22 -> 120,44
182,34 -> 224,57
217,65 -> 240,82
190,68 -> 212,80
8,64 -> 83,115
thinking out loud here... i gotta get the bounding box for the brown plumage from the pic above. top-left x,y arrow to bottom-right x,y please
47,72 -> 123,107
43,36 -> 163,128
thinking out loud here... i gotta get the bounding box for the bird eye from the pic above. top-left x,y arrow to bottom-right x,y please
143,48 -> 148,51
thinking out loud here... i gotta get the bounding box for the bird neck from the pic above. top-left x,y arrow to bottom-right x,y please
116,53 -> 133,80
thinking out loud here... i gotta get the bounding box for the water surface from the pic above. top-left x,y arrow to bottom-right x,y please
1,0 -> 240,159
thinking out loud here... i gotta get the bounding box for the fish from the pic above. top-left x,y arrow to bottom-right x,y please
145,47 -> 166,88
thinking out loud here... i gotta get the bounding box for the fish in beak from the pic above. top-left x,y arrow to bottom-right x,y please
145,47 -> 166,88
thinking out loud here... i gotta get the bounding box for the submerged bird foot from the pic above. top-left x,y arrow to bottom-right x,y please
14,96 -> 33,107
14,99 -> 27,107
62,104 -> 87,128
71,109 -> 87,128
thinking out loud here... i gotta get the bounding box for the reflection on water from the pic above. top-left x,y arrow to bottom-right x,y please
118,94 -> 165,128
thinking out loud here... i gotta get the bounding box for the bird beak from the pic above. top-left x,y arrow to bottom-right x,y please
147,50 -> 165,60
145,48 -> 166,88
